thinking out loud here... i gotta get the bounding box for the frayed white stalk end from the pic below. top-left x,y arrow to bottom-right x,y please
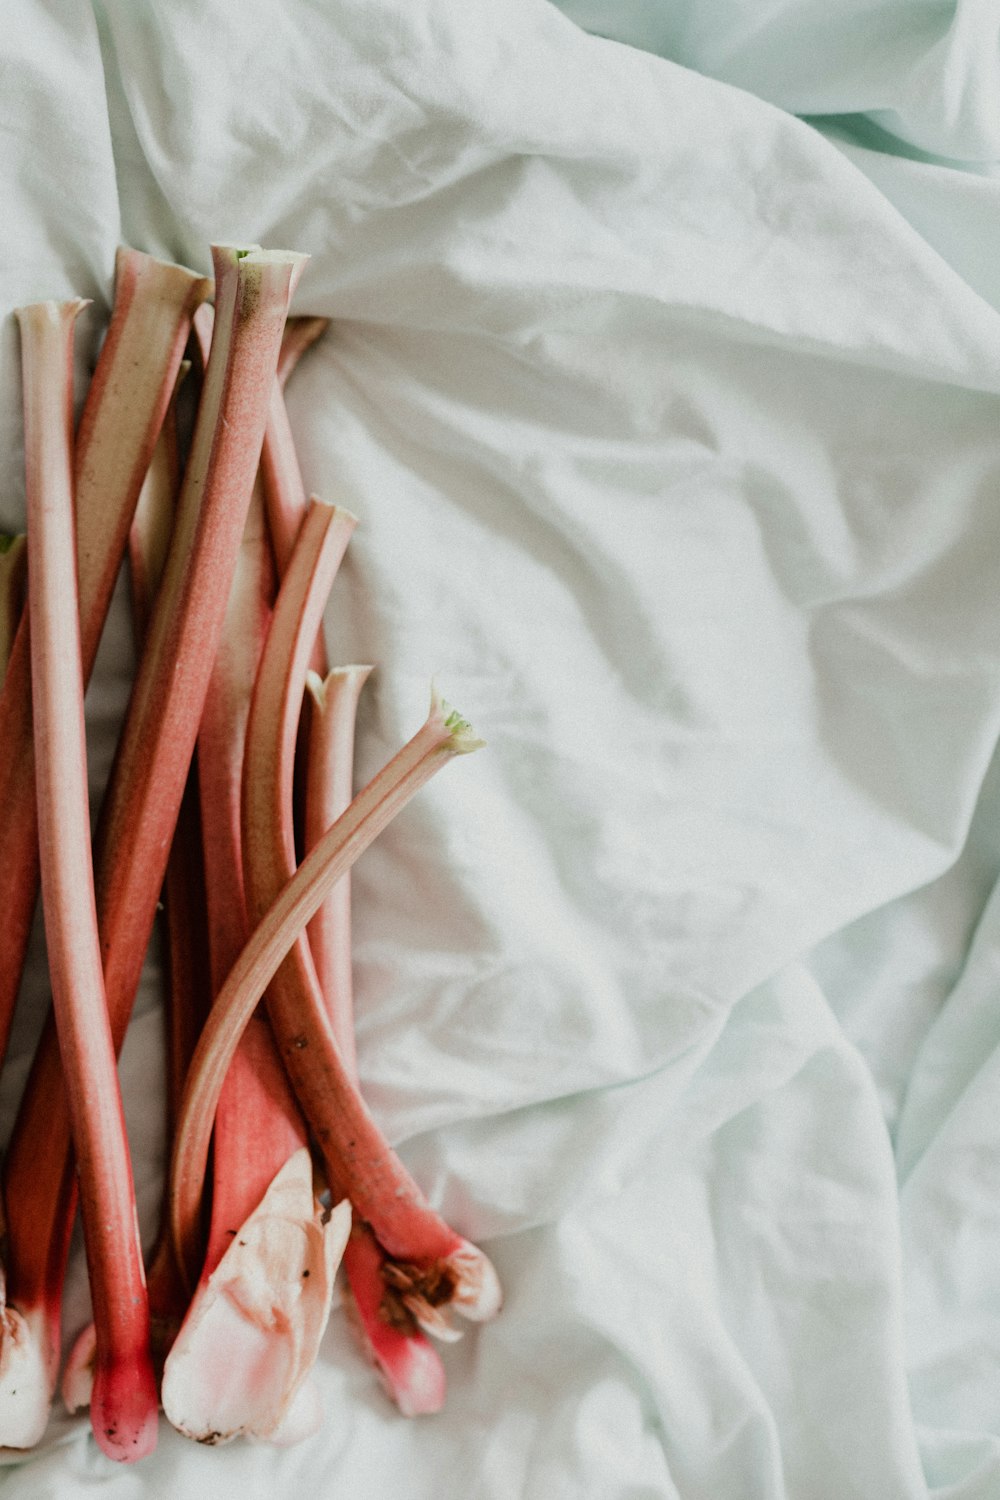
162,1149 -> 349,1445
384,1240 -> 502,1343
0,1303 -> 54,1450
447,1240 -> 502,1322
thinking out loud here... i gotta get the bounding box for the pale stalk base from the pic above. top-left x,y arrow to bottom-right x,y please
0,1302 -> 55,1450
162,1149 -> 349,1445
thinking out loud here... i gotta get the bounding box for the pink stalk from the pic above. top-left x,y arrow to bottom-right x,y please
261,315 -> 331,850
188,300 -> 214,375
169,687 -> 488,1288
126,362 -> 188,643
0,249 -> 209,1069
18,300 -> 158,1461
304,667 -> 446,1413
196,476 -> 309,1283
302,667 -> 371,1077
1,245 -> 302,1445
0,535 -> 27,678
124,362 -> 212,1134
261,318 -> 329,579
277,317 -> 329,388
69,386 -> 213,1392
139,770 -> 213,1380
240,508 -> 498,1332
204,495 -> 353,1272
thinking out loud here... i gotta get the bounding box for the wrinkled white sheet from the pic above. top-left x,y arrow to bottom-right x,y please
3,0 -> 1000,1494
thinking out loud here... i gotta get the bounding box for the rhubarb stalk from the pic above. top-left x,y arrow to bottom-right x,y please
304,667 -> 447,1414
17,299 -> 158,1461
195,476 -> 307,1282
261,317 -> 329,578
239,497 -> 499,1334
303,666 -> 371,1076
170,687 -> 491,1317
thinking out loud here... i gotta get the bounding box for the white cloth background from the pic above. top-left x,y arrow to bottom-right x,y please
2,0 -> 1000,1494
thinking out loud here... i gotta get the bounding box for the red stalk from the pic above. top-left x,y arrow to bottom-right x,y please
170,687 -> 487,1284
341,1223 -> 447,1417
126,386 -> 213,1379
125,360 -> 213,1141
0,250 -> 209,1069
1,246 -> 302,1445
139,769 -> 213,1379
240,506 -> 499,1328
304,668 -> 446,1414
210,495 -> 354,1272
18,299 -> 158,1461
196,477 -> 309,1283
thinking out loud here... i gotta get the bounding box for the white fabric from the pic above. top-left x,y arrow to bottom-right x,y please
2,0 -> 1000,1493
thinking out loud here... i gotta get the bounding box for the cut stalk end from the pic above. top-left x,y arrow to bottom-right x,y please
383,1240 -> 502,1342
163,1150 -> 350,1445
91,1351 -> 160,1462
431,685 -> 485,755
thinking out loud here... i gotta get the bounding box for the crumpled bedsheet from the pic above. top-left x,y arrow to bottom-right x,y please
2,1 -> 1000,1495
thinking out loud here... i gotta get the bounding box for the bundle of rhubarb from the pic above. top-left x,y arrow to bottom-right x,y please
0,246 -> 500,1463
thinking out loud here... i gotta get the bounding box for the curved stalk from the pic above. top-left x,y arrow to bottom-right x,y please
63,384 -> 213,1401
304,666 -> 446,1412
169,685 -> 494,1338
239,504 -> 499,1330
